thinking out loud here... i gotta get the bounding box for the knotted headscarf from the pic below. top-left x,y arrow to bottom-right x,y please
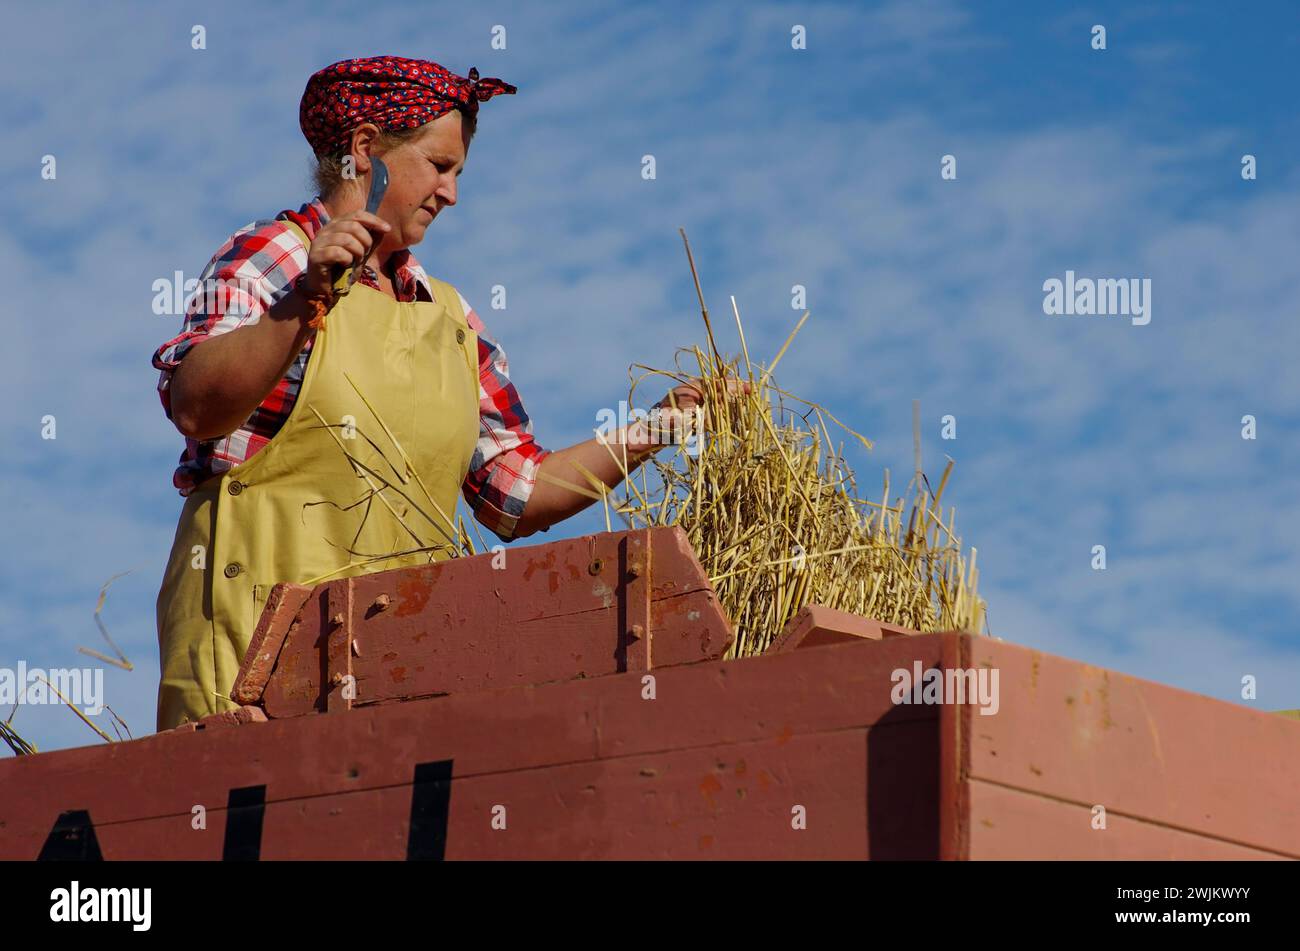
300,55 -> 516,156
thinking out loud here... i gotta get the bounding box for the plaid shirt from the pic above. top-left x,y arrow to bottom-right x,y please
153,197 -> 550,543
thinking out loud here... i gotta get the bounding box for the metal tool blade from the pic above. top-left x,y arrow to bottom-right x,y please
347,157 -> 390,288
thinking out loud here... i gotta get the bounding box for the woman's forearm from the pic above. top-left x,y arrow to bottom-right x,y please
514,426 -> 659,538
168,288 -> 321,440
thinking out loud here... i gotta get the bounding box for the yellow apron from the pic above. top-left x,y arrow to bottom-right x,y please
155,220 -> 481,731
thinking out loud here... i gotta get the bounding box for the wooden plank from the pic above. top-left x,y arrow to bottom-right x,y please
258,527 -> 733,717
957,637 -> 1300,856
938,631 -> 971,860
619,529 -> 651,672
771,604 -> 923,652
645,527 -> 734,666
169,705 -> 269,734
13,624 -> 1296,860
324,579 -> 353,713
0,720 -> 938,860
0,635 -> 948,855
648,589 -> 733,664
230,582 -> 313,705
259,731 -> 882,859
258,585 -> 330,714
964,780 -> 1290,860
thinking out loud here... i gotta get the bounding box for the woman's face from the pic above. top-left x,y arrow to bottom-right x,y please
364,110 -> 470,256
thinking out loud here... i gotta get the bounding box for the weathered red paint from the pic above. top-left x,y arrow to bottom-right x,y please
0,633 -> 945,859
253,527 -> 731,717
941,636 -> 1300,858
230,582 -> 311,705
171,705 -> 269,734
773,604 -> 922,651
3,527 -> 1296,859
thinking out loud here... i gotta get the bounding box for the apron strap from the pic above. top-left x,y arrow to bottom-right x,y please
281,216 -> 464,321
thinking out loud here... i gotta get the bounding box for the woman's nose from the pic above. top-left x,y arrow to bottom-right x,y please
438,176 -> 457,207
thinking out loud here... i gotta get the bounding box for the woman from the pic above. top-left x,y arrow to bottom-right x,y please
151,56 -> 724,732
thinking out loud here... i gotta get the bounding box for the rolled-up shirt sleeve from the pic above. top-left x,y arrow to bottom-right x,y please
458,292 -> 551,543
151,229 -> 287,422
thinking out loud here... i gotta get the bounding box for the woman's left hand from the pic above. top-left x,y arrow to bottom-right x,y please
625,374 -> 752,456
658,375 -> 752,416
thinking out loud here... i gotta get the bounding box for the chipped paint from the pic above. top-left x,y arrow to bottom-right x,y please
699,773 -> 723,811
591,580 -> 614,608
395,574 -> 433,618
1098,671 -> 1113,729
521,550 -> 557,582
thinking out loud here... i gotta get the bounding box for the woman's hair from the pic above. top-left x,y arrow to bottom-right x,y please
311,109 -> 477,199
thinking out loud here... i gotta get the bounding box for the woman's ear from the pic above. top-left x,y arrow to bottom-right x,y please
348,123 -> 383,175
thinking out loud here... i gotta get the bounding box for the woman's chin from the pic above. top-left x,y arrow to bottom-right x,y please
398,220 -> 429,244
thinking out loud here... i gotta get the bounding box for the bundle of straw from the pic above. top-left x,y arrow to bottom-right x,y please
583,231 -> 987,657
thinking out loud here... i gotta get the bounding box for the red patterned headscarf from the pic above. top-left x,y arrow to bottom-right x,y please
299,55 -> 516,156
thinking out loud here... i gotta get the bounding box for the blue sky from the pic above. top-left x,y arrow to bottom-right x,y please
2,0 -> 1298,753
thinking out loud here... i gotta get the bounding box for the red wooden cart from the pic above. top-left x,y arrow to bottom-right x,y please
2,527 -> 1296,859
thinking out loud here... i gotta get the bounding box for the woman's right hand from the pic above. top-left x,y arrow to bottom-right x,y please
299,211 -> 392,298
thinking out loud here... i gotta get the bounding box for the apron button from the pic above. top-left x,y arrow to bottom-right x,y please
456,328 -> 465,344
224,562 -> 243,578
228,480 -> 244,496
